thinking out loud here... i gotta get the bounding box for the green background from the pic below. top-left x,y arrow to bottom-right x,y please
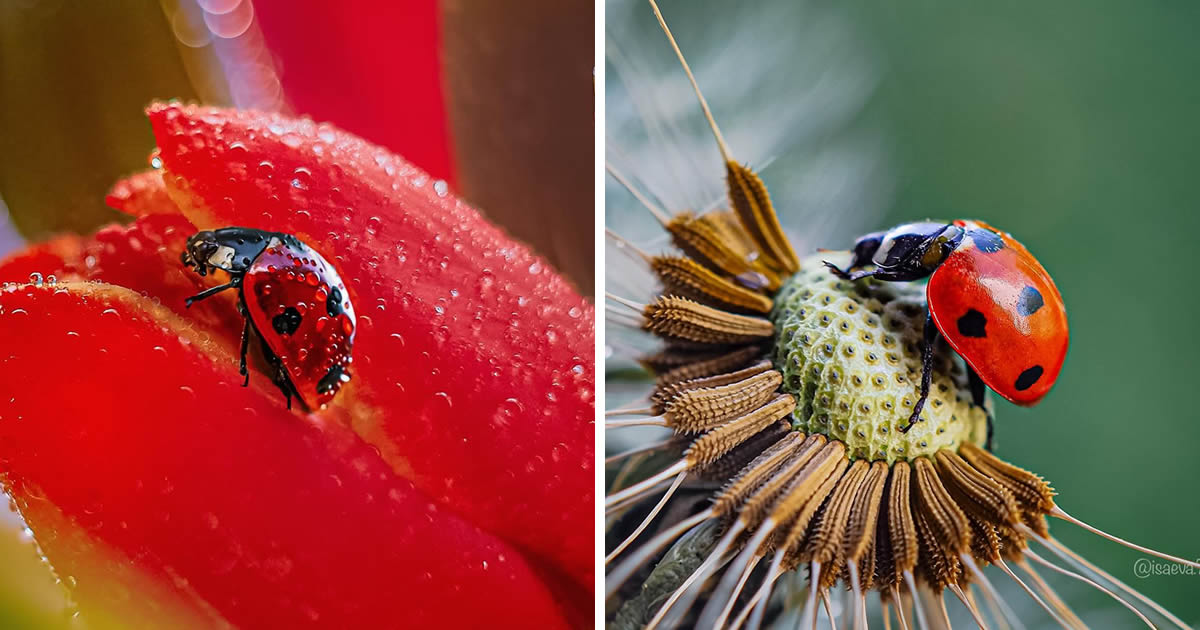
857,3 -> 1200,623
608,0 -> 1200,625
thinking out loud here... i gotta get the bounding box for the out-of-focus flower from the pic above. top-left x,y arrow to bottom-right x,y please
0,104 -> 593,628
251,0 -> 454,183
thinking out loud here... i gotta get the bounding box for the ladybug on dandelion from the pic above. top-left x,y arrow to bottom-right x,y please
181,227 -> 356,410
825,219 -> 1068,442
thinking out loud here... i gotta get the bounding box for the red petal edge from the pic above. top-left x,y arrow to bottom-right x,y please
0,283 -> 570,629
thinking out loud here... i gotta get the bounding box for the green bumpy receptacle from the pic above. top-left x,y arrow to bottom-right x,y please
771,253 -> 988,463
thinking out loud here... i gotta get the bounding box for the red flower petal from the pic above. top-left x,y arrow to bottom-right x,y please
0,214 -> 243,344
105,170 -> 175,216
0,283 -> 570,629
0,235 -> 86,284
253,0 -> 454,183
146,104 -> 595,590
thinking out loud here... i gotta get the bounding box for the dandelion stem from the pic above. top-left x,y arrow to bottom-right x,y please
606,460 -> 686,510
738,552 -> 786,630
847,562 -> 866,630
821,590 -> 837,630
645,0 -> 732,163
995,556 -> 1072,629
645,527 -> 740,630
1029,528 -> 1191,630
605,471 -> 686,564
960,555 -> 1028,630
901,571 -> 931,630
604,416 -> 666,429
948,584 -> 990,630
604,308 -> 645,330
1023,548 -> 1156,629
700,521 -> 773,630
1014,557 -> 1086,629
889,585 -> 910,630
605,229 -> 654,264
604,438 -> 675,465
605,509 -> 711,597
801,562 -> 822,630
604,406 -> 656,417
606,162 -> 671,225
1051,506 -> 1200,570
605,292 -> 646,314
934,589 -> 953,630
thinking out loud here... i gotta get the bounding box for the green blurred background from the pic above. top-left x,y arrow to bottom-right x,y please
859,2 -> 1200,623
608,0 -> 1200,625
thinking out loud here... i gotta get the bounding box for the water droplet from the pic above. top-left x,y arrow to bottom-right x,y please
433,180 -> 449,197
290,167 -> 312,190
28,273 -> 42,286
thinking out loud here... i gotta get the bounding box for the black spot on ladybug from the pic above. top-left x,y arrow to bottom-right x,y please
317,364 -> 350,395
1014,365 -> 1044,391
1017,286 -> 1044,316
272,307 -> 302,336
957,309 -> 988,338
969,228 -> 1004,254
326,287 -> 344,317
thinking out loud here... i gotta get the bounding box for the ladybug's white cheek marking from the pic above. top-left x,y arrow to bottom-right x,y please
207,246 -> 236,269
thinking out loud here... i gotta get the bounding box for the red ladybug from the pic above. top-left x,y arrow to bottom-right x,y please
181,227 -> 356,410
825,219 -> 1068,446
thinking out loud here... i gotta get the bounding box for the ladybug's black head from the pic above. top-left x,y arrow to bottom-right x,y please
182,227 -> 275,277
843,221 -> 965,280
182,231 -> 222,276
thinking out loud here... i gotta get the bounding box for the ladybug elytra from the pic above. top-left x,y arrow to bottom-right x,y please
181,227 -> 356,410
825,219 -> 1069,447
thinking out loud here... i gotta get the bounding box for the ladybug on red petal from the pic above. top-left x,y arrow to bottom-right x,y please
181,227 -> 356,410
825,219 -> 1068,447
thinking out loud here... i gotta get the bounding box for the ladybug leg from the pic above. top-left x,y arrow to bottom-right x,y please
966,366 -> 995,450
899,311 -> 940,434
185,276 -> 241,307
824,261 -> 930,284
822,261 -> 878,282
238,313 -> 251,387
257,338 -> 297,410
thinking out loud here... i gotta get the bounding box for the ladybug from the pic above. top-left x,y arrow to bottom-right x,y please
825,220 -> 1068,447
180,227 -> 356,410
